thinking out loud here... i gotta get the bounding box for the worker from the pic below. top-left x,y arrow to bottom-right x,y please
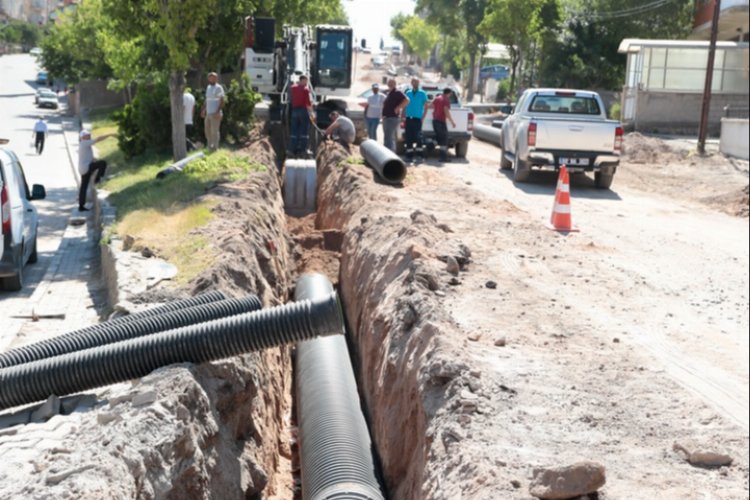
432,88 -> 457,163
32,117 -> 47,155
200,72 -> 225,151
325,111 -> 356,147
365,83 -> 385,140
78,130 -> 116,211
290,75 -> 314,157
381,78 -> 409,152
183,87 -> 196,151
403,78 -> 429,163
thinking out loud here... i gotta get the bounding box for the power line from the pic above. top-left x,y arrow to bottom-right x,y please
573,0 -> 676,21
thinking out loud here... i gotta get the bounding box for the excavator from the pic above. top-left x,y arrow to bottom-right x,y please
243,16 -> 354,217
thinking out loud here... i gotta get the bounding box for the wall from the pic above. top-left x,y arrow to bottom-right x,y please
631,90 -> 749,135
76,80 -> 128,112
720,118 -> 750,159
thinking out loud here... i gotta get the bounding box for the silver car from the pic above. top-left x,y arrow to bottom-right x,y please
0,144 -> 46,291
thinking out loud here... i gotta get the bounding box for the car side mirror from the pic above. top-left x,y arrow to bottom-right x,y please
31,184 -> 46,200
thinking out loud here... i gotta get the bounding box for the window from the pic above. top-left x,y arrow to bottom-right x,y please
529,95 -> 601,115
317,31 -> 351,88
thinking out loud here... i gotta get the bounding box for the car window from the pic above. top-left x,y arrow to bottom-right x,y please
529,95 -> 601,115
14,162 -> 31,200
0,154 -> 21,205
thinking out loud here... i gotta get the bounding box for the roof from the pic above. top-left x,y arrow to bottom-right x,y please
618,38 -> 750,53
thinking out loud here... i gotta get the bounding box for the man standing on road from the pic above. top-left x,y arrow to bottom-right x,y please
290,75 -> 314,157
381,78 -> 409,152
200,72 -> 225,151
78,130 -> 115,212
404,78 -> 429,163
183,87 -> 196,151
432,88 -> 456,163
365,83 -> 386,140
32,117 -> 47,155
325,111 -> 356,147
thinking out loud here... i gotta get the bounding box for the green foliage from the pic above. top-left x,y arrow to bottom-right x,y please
0,20 -> 42,49
496,79 -> 512,101
221,75 -> 262,144
113,79 -> 172,158
40,0 -> 112,83
609,102 -> 621,121
397,16 -> 440,63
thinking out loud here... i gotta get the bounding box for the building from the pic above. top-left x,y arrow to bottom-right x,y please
618,38 -> 749,134
0,0 -> 76,25
692,0 -> 750,41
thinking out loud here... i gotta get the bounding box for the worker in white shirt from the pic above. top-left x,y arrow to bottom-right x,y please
32,117 -> 48,154
183,88 -> 196,150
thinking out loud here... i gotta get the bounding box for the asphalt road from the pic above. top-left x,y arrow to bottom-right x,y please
0,53 -> 79,347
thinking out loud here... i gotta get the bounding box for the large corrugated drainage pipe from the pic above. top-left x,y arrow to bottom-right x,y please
360,139 -> 407,185
0,295 -> 263,368
295,273 -> 385,500
473,123 -> 503,146
0,294 -> 344,411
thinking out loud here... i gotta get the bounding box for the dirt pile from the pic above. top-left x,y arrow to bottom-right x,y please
623,132 -> 688,165
0,138 -> 295,499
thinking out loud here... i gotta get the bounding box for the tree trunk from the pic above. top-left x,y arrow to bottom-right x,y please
169,71 -> 187,162
467,49 -> 477,102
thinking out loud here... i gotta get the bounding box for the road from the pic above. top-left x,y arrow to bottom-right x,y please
0,54 -> 80,349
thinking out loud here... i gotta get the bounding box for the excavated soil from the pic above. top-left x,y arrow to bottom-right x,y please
0,138 -> 297,499
618,133 -> 749,217
314,142 -> 749,499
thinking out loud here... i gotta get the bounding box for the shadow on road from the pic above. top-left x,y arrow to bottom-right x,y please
497,168 -> 623,201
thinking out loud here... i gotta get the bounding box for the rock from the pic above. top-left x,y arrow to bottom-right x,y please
673,443 -> 733,467
449,277 -> 461,286
467,332 -> 482,342
141,247 -> 155,258
511,479 -> 522,489
446,256 -> 460,276
485,280 -> 498,289
30,395 -> 61,423
132,391 -> 157,407
69,216 -> 86,227
494,336 -> 507,347
97,411 -> 122,425
529,461 -> 606,499
122,234 -> 136,251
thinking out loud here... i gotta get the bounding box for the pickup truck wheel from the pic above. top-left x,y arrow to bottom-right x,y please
513,145 -> 531,183
594,171 -> 614,189
455,141 -> 469,158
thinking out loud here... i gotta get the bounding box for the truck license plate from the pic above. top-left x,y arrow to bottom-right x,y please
560,157 -> 590,166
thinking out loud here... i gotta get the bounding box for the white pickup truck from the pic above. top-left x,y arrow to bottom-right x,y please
397,85 -> 474,158
499,89 -> 623,189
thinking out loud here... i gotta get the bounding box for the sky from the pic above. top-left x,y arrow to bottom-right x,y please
342,0 -> 417,49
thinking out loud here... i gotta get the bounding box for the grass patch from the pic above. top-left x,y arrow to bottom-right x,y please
92,110 -> 265,283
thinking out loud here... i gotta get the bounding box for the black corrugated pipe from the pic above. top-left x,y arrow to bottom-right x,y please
295,274 -> 385,500
0,293 -> 343,411
0,296 -> 262,369
360,139 -> 407,185
473,123 -> 503,146
114,290 -> 227,322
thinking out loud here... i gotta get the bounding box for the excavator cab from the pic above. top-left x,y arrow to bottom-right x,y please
312,26 -> 353,96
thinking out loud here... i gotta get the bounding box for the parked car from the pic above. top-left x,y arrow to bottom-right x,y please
34,88 -> 56,104
37,90 -> 58,109
391,47 -> 402,56
397,84 -> 474,158
0,143 -> 46,291
371,54 -> 386,67
499,88 -> 623,188
29,47 -> 43,57
36,71 -> 49,85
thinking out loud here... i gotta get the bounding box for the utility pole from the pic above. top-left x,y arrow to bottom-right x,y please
698,0 -> 721,155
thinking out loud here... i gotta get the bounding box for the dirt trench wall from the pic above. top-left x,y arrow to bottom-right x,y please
315,145 -> 478,499
0,139 -> 294,500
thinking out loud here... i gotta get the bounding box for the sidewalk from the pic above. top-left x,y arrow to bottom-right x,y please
3,118 -> 105,351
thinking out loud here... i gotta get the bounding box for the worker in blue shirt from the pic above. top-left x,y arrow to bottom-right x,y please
403,78 -> 429,163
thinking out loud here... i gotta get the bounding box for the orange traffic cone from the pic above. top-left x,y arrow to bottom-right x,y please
546,165 -> 579,232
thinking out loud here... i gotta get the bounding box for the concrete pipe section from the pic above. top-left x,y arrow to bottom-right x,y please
472,123 -> 503,147
284,159 -> 318,216
360,139 -> 407,185
295,274 -> 385,500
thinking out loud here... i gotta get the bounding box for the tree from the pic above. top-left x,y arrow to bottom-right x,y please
398,16 -> 440,64
480,0 -> 544,99
40,0 -> 112,84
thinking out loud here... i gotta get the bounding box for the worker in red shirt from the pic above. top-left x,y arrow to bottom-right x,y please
432,88 -> 457,162
290,75 -> 314,157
